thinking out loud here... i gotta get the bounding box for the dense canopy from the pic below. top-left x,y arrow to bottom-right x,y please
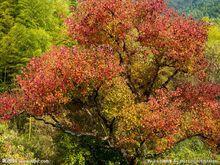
0,0 -> 219,164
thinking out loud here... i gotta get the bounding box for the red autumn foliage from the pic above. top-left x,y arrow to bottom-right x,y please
142,83 -> 220,151
0,0 -> 219,161
67,0 -> 208,72
0,93 -> 20,120
0,46 -> 122,117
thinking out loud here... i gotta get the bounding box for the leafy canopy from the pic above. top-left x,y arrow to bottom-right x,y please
0,0 -> 69,84
0,0 -> 220,163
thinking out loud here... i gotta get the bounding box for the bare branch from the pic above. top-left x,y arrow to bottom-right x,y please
31,115 -> 108,141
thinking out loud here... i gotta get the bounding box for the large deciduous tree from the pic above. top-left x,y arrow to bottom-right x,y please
0,0 -> 220,164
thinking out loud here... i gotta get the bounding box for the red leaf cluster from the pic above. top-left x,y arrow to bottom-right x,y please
142,83 -> 220,150
1,46 -> 122,116
67,0 -> 134,45
67,0 -> 208,72
0,93 -> 21,120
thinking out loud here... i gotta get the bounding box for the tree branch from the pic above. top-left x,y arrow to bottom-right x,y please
31,115 -> 109,141
121,41 -> 143,102
31,114 -> 128,163
144,64 -> 161,101
160,69 -> 179,89
91,89 -> 116,136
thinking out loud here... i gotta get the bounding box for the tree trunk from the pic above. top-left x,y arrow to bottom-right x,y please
127,156 -> 137,165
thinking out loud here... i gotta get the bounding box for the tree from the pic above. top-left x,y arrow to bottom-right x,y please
0,121 -> 55,162
0,0 -> 220,164
169,0 -> 220,19
0,0 -> 69,85
206,18 -> 220,83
